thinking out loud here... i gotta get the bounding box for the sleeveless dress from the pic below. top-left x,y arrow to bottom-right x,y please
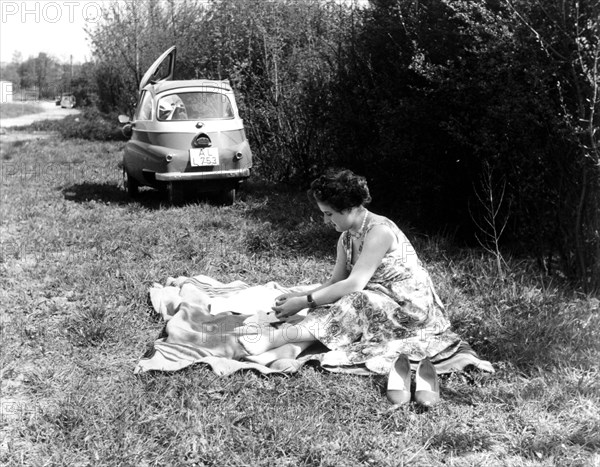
301,216 -> 463,367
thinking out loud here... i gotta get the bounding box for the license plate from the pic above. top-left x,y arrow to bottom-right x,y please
190,148 -> 219,166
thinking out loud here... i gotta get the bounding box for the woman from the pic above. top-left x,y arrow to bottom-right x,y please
239,169 -> 461,369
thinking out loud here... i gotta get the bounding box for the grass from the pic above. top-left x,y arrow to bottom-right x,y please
0,102 -> 47,119
1,130 -> 599,466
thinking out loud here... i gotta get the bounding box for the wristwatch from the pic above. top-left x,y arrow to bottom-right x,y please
307,294 -> 318,308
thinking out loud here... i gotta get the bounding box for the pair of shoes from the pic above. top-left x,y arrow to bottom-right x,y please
386,356 -> 440,407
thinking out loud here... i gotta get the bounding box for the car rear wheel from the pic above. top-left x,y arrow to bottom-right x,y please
217,188 -> 236,206
123,168 -> 139,197
167,182 -> 184,206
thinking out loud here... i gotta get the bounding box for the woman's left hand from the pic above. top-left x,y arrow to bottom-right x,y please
272,296 -> 307,320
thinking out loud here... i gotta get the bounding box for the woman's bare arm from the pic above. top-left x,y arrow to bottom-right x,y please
273,225 -> 395,317
308,224 -> 394,305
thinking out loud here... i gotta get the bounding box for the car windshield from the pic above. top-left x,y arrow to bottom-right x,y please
157,91 -> 234,121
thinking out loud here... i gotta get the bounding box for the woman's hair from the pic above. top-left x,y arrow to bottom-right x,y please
308,169 -> 372,212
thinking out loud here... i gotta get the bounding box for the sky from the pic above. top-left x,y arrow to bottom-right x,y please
0,0 -> 102,64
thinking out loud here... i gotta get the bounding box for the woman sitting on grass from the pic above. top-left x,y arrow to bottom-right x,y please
239,169 -> 485,376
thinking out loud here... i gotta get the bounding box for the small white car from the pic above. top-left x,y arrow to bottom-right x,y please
119,46 -> 253,204
60,95 -> 76,108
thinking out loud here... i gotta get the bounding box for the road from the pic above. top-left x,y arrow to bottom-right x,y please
0,101 -> 81,129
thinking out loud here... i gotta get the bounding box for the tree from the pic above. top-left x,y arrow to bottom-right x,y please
0,52 -> 21,92
15,53 -> 62,99
505,0 -> 600,289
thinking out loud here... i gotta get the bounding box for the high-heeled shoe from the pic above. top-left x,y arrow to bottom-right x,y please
414,358 -> 440,407
386,354 -> 412,405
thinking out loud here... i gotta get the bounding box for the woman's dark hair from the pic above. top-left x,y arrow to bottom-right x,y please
308,169 -> 372,212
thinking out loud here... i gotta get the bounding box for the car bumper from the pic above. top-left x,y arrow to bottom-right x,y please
155,168 -> 251,182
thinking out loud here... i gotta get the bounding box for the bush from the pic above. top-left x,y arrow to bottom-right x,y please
57,109 -> 128,141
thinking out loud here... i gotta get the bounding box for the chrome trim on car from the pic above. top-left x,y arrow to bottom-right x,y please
155,168 -> 251,181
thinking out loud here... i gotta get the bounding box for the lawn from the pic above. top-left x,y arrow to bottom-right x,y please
0,133 -> 599,466
0,102 -> 47,120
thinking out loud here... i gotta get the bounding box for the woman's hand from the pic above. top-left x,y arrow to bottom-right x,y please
274,291 -> 304,303
275,292 -> 300,305
272,296 -> 308,320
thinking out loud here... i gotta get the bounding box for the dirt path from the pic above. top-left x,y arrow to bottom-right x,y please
0,101 -> 80,143
0,101 -> 80,129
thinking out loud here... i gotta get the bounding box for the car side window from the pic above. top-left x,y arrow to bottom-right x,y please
135,91 -> 153,121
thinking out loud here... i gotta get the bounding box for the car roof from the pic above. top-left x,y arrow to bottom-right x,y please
146,79 -> 233,95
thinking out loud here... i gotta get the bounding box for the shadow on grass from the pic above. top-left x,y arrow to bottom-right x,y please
61,182 -> 216,209
62,182 -> 160,208
238,179 -> 338,259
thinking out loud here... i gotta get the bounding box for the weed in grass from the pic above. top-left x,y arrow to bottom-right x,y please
64,303 -> 111,347
1,140 -> 27,161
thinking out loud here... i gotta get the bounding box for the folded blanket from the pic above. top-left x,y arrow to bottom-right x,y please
135,275 -> 494,376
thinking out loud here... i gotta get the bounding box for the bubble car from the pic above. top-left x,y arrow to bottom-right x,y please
119,46 -> 253,204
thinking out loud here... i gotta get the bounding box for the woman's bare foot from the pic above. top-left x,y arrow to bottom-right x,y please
244,341 -> 313,365
239,323 -> 316,356
238,333 -> 274,356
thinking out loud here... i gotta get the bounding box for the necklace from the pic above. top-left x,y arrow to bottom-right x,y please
348,209 -> 368,239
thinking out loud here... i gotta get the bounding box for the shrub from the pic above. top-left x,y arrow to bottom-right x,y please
57,109 -> 128,141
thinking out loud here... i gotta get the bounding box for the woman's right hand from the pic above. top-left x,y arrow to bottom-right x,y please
272,296 -> 307,319
274,292 -> 302,306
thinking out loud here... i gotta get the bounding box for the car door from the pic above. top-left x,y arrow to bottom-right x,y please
138,46 -> 176,92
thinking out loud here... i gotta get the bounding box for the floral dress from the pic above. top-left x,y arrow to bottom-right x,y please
301,216 -> 462,367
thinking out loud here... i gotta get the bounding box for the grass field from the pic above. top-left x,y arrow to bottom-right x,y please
0,103 -> 47,120
1,131 -> 599,466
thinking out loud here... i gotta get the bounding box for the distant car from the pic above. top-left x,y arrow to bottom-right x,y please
119,46 -> 253,205
60,95 -> 76,108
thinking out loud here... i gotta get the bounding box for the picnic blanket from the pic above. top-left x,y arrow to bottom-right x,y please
134,275 -> 494,376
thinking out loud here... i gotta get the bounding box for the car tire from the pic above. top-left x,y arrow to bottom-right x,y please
218,188 -> 236,206
167,182 -> 184,205
123,168 -> 139,197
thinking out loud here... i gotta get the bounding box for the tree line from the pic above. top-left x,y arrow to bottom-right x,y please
24,0 -> 600,289
1,51 -> 97,104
